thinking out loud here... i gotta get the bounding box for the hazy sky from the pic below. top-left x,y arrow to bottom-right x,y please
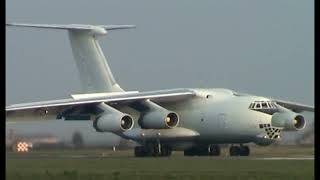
6,0 -> 314,106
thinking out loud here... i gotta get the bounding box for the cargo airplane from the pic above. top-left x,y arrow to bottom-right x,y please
6,23 -> 314,157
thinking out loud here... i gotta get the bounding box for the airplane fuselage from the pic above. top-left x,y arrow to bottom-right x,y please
120,88 -> 279,150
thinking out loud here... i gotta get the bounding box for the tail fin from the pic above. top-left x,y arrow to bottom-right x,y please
6,23 -> 135,93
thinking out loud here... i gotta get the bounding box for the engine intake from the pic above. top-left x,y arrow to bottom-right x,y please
140,111 -> 179,129
137,101 -> 179,129
271,112 -> 306,131
93,103 -> 134,133
166,112 -> 179,127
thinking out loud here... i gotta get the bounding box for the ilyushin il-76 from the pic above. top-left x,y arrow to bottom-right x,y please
6,23 -> 314,157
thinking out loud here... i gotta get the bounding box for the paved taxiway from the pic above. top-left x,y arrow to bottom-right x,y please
6,153 -> 314,160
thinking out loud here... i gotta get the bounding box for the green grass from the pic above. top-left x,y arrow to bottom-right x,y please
6,158 -> 314,180
6,145 -> 314,180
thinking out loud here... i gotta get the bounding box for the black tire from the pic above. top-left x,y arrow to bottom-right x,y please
184,148 -> 194,156
240,146 -> 250,156
161,145 -> 172,157
146,144 -> 155,157
209,145 -> 221,156
167,148 -> 172,156
197,145 -> 209,156
229,146 -> 240,156
134,146 -> 143,157
152,145 -> 160,157
184,146 -> 208,156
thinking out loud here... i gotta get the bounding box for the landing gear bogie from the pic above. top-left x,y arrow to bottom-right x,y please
184,144 -> 221,156
134,143 -> 172,157
229,145 -> 250,156
208,145 -> 221,156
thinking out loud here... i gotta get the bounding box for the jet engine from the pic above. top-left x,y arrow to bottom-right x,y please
140,111 -> 179,129
271,112 -> 306,131
93,103 -> 134,133
138,101 -> 179,129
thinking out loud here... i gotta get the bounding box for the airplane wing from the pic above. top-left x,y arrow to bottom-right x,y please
273,99 -> 314,113
6,89 -> 196,113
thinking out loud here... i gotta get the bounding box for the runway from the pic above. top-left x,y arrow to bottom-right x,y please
6,145 -> 314,161
6,153 -> 314,160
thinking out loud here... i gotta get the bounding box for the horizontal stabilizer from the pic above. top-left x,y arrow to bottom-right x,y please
6,23 -> 136,31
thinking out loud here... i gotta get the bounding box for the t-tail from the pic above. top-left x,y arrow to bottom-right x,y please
6,23 -> 135,93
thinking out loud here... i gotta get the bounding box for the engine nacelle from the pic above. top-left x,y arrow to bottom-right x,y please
93,103 -> 134,133
271,112 -> 306,131
139,110 -> 179,129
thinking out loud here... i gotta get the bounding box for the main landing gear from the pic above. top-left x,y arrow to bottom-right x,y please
135,144 -> 251,157
134,143 -> 172,157
183,144 -> 250,156
184,145 -> 221,156
229,145 -> 250,156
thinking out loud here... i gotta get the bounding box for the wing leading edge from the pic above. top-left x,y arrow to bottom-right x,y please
6,89 -> 196,112
272,99 -> 314,113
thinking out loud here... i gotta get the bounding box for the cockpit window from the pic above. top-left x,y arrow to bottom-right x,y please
249,101 -> 279,115
255,103 -> 261,109
261,102 -> 267,108
249,103 -> 254,108
267,102 -> 271,108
